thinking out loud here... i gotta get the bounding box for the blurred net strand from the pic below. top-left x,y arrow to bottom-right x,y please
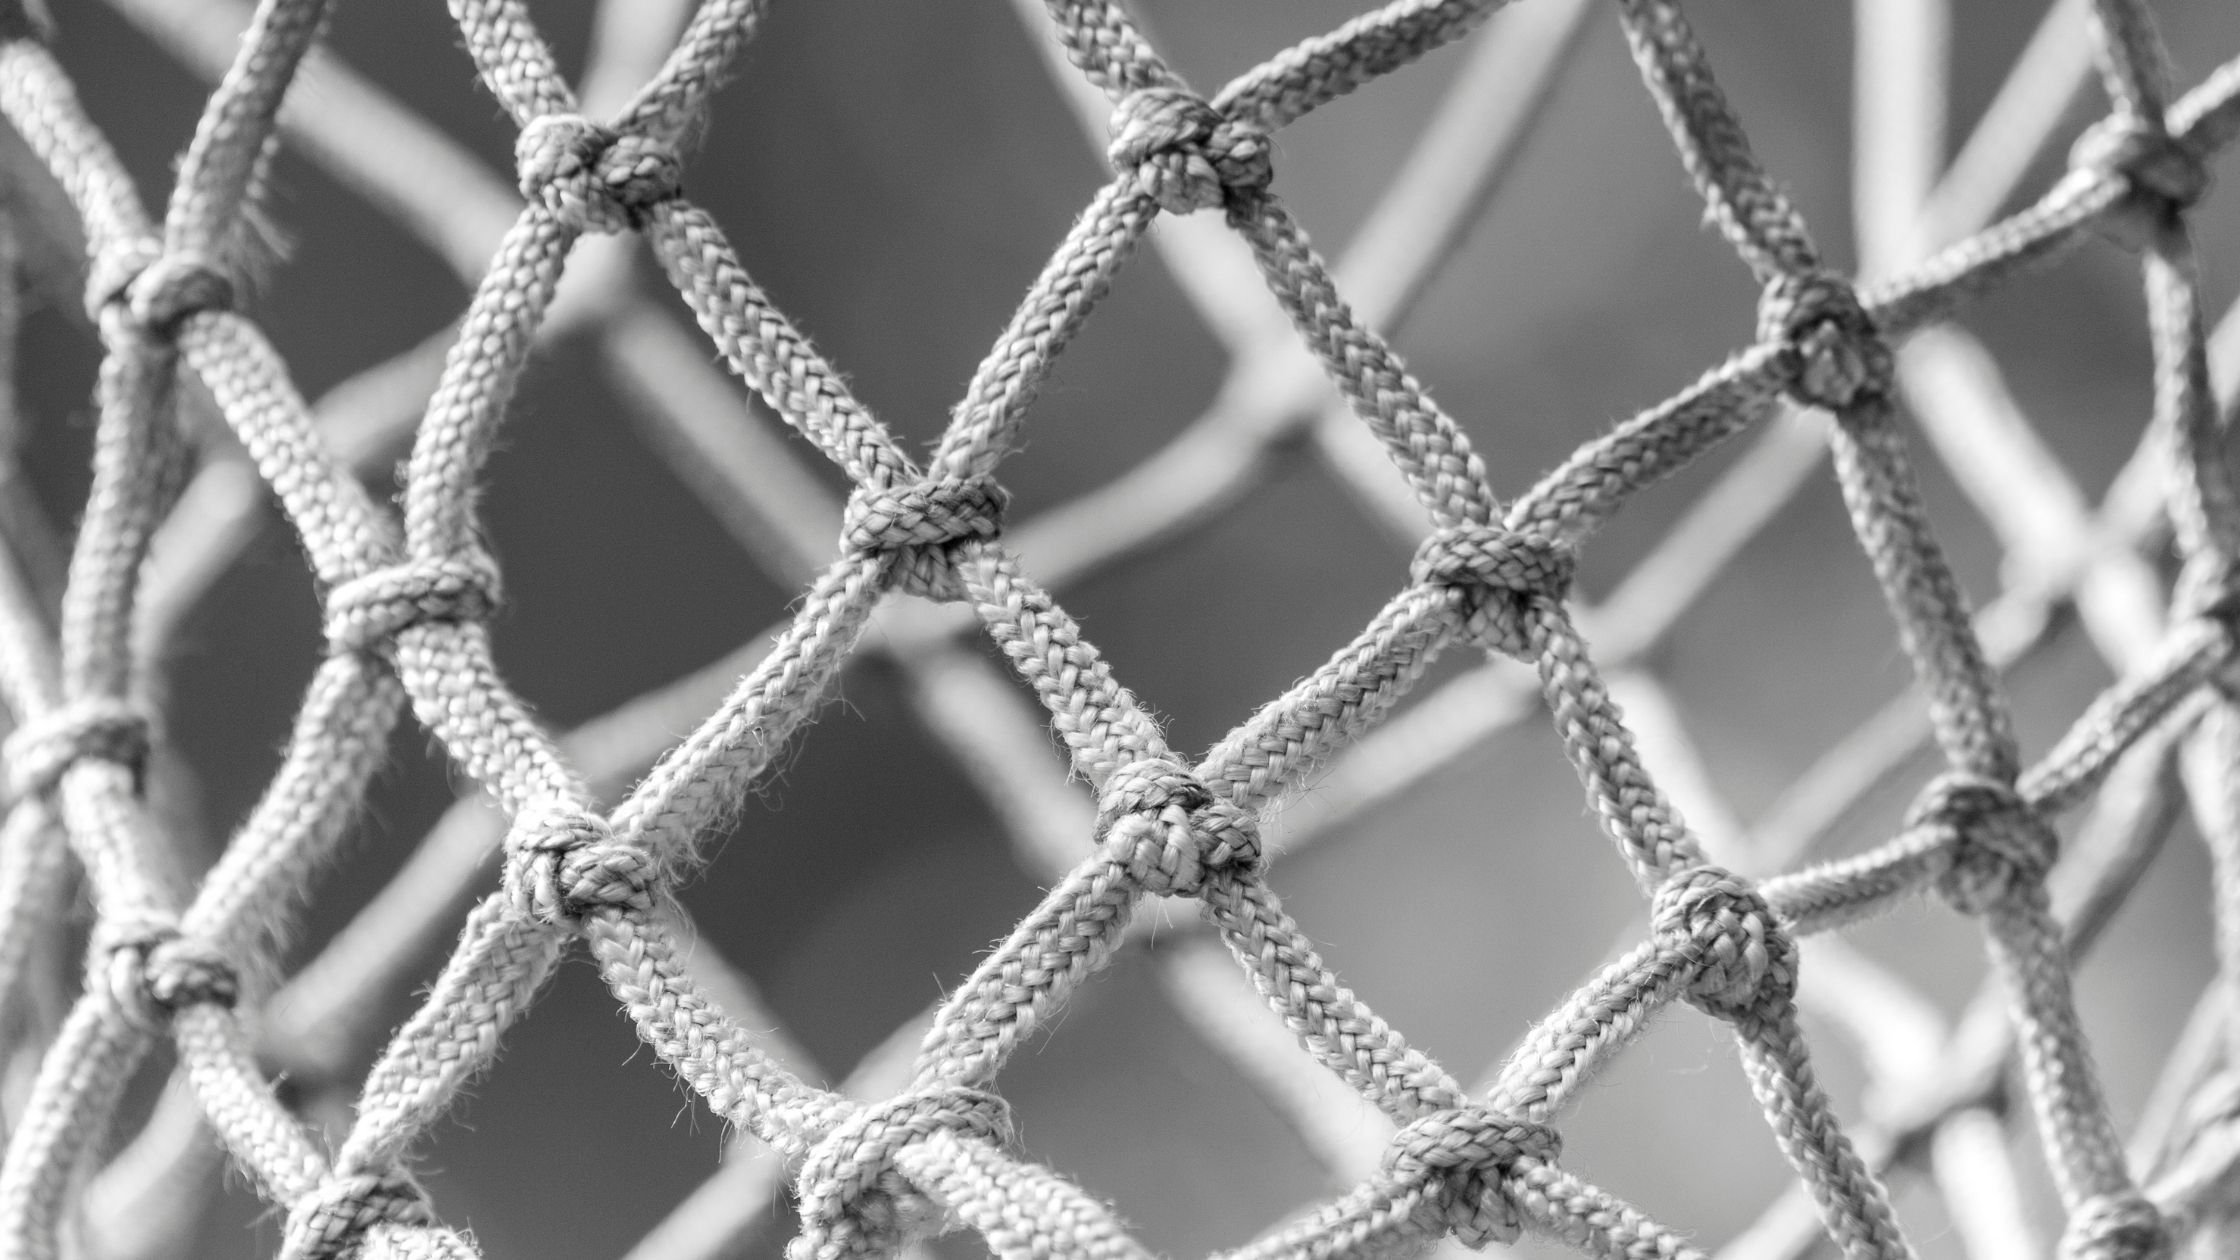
1710,0 -> 2159,1251
1530,0 -> 2218,1232
2097,8 -> 2240,1252
1761,0 -> 2145,1233
47,10 -> 1602,1244
0,2 -> 2204,1255
66,10 -> 1613,1247
0,2 -> 2141,1255
0,2 -> 2231,1255
822,4 -> 2215,1250
74,0 -> 2240,1134
293,9 -> 2222,1255
0,7 -> 2204,1255
78,0 -> 1583,1085
1726,737 -> 2191,1260
1003,0 -> 1599,550
4,4 -> 1684,1246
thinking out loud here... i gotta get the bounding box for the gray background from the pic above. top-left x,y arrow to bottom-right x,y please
14,0 -> 2240,1255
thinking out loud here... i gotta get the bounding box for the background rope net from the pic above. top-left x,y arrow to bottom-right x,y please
1,0 -> 2238,1257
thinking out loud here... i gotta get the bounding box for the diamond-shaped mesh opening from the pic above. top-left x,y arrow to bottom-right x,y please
3,2 -> 2240,1259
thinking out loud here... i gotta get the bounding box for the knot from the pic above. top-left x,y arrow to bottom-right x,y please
85,242 -> 233,337
1107,86 -> 1273,215
842,477 -> 1008,602
792,1087 -> 1015,1259
99,922 -> 239,1030
502,798 -> 652,923
1096,756 -> 1260,897
1756,270 -> 1891,412
842,477 -> 1007,551
5,698 -> 151,801
1905,771 -> 2055,915
2058,1194 -> 2171,1260
515,114 -> 683,234
1411,525 -> 1573,658
2071,114 -> 2210,249
1381,1106 -> 1559,1248
323,553 -> 501,655
280,1171 -> 435,1260
1651,865 -> 1797,1018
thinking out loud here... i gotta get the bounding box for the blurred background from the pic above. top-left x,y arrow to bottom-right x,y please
9,0 -> 2240,1256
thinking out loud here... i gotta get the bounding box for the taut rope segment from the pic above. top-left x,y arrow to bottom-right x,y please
1,0 -> 2238,1254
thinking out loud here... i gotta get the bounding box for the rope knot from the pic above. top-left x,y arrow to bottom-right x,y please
2071,114 -> 2210,249
1757,270 -> 1891,411
2058,1193 -> 2171,1260
842,477 -> 1008,601
5,697 -> 151,801
280,1171 -> 436,1260
1905,771 -> 2054,915
1652,865 -> 1797,1017
1097,756 -> 1260,897
843,477 -> 1008,551
1411,525 -> 1573,658
86,241 -> 233,337
503,799 -> 652,923
515,113 -> 683,234
1108,86 -> 1272,215
1381,1106 -> 1559,1248
99,921 -> 239,1029
792,1087 -> 1015,1259
323,553 -> 502,655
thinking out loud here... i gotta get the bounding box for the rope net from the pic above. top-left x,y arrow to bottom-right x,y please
0,0 -> 2238,1257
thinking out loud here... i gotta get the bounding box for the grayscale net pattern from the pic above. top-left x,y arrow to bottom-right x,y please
0,0 -> 2238,1258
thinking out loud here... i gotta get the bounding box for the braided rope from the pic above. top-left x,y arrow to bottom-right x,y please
0,1 -> 2237,1259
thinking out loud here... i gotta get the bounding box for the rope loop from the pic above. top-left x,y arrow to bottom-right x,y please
4,697 -> 151,801
1905,771 -> 2055,915
842,476 -> 1008,602
791,1086 -> 1015,1260
515,113 -> 684,235
323,552 -> 502,655
85,240 -> 234,337
503,797 -> 652,923
2071,113 -> 2210,249
98,921 -> 239,1030
2057,1193 -> 2171,1260
1097,756 -> 1260,897
1411,525 -> 1573,658
1756,269 -> 1891,412
1108,85 -> 1273,215
1651,864 -> 1798,1019
1380,1105 -> 1559,1248
280,1171 -> 436,1260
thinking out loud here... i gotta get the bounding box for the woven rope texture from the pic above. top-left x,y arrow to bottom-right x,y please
2,0 -> 2240,1258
